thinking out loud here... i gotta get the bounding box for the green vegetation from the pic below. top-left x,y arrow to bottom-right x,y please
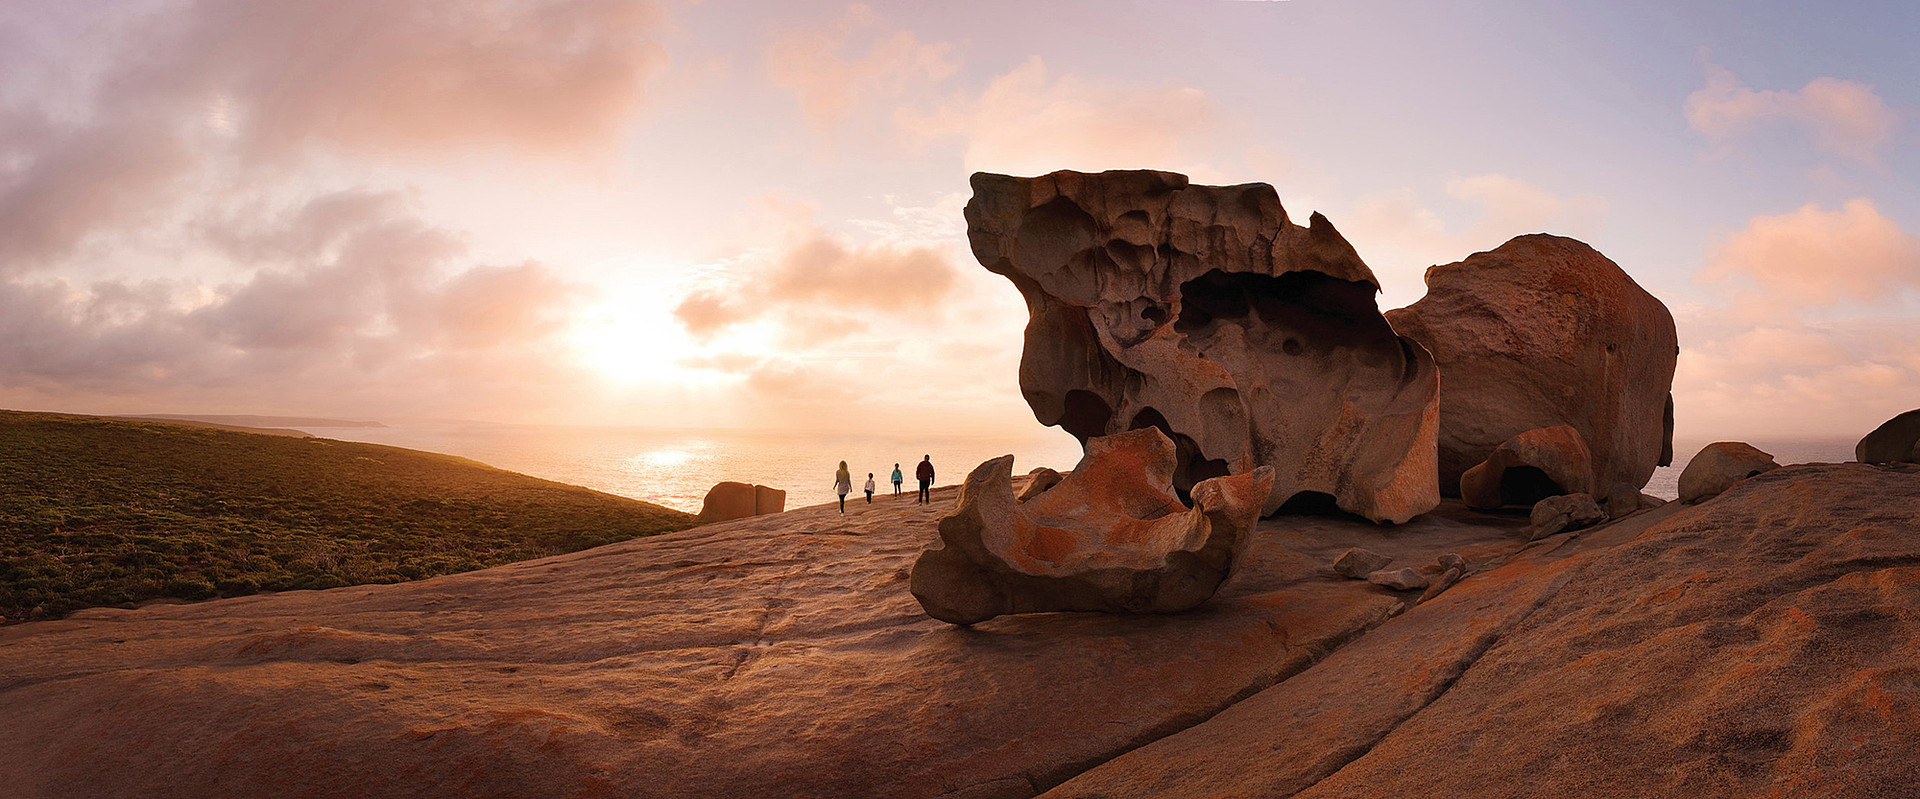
0,410 -> 694,622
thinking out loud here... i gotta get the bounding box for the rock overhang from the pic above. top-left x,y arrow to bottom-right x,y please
965,168 -> 1440,524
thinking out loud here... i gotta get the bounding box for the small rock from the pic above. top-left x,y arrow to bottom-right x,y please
1417,566 -> 1466,605
1437,553 -> 1466,572
697,481 -> 785,524
1637,492 -> 1667,509
1334,547 -> 1394,579
1528,493 -> 1606,541
1678,442 -> 1781,503
1366,567 -> 1432,591
1602,483 -> 1641,518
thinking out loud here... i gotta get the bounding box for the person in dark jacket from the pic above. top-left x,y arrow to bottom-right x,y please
915,455 -> 935,503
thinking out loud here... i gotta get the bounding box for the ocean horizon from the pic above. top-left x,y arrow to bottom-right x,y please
313,421 -> 1859,515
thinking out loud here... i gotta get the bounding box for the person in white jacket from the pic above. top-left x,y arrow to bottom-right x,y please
864,473 -> 876,504
834,461 -> 852,514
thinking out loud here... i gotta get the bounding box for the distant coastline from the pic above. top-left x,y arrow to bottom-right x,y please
132,414 -> 387,429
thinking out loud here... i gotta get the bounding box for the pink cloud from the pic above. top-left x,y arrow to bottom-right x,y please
1686,64 -> 1898,163
1701,199 -> 1920,309
0,188 -> 589,418
672,290 -> 750,338
0,121 -> 198,268
1672,320 -> 1920,439
672,220 -> 959,342
765,3 -> 957,131
163,0 -> 667,160
899,56 -> 1222,177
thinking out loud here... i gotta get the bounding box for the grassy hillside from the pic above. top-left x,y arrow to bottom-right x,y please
0,410 -> 695,622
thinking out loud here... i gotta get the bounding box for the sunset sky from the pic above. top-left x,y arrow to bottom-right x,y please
2,0 -> 1917,440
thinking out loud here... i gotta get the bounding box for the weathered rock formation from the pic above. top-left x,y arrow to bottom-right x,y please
909,428 -> 1274,625
1857,408 -> 1920,465
1047,464 -> 1920,798
1678,442 -> 1781,503
10,457 -> 1917,797
1458,424 -> 1594,510
695,481 -> 786,523
0,460 -> 1536,799
966,169 -> 1440,524
1385,234 -> 1678,499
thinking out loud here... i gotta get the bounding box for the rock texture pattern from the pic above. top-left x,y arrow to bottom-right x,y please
1527,493 -> 1606,539
1857,408 -> 1920,465
910,428 -> 1274,625
696,481 -> 786,524
1016,467 -> 1065,502
1458,424 -> 1595,510
1385,234 -> 1677,499
1333,547 -> 1392,579
1048,463 -> 1920,798
0,466 -> 1535,799
1678,442 -> 1781,503
1366,567 -> 1431,591
966,169 -> 1440,523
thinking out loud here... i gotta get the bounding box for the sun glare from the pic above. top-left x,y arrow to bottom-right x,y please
566,260 -> 771,387
632,449 -> 695,467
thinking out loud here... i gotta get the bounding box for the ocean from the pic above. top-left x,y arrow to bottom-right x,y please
318,421 -> 1088,514
314,422 -> 1858,514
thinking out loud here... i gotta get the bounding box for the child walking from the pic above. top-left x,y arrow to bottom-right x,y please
864,473 -> 876,504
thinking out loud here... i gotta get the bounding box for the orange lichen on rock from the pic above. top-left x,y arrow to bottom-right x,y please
910,428 -> 1274,625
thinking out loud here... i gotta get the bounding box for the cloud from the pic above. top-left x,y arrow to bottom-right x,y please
1685,63 -> 1898,163
0,188 -> 589,417
899,56 -> 1222,176
671,217 -> 959,343
765,3 -> 956,131
1674,201 -> 1920,439
1700,199 -> 1920,310
0,0 -> 668,271
159,0 -> 666,160
1671,315 -> 1920,439
0,121 -> 199,268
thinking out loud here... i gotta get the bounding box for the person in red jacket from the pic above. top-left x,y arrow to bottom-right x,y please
915,455 -> 935,504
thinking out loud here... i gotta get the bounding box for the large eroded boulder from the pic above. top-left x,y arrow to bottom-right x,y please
1857,408 -> 1920,465
910,428 -> 1274,625
1385,234 -> 1677,499
965,169 -> 1440,524
1678,442 -> 1780,503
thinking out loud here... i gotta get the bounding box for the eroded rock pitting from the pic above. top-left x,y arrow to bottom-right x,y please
910,428 -> 1274,625
966,169 -> 1440,523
